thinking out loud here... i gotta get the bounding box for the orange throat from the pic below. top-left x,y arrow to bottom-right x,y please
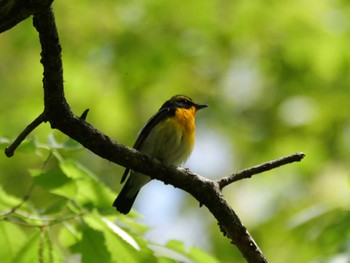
175,107 -> 196,139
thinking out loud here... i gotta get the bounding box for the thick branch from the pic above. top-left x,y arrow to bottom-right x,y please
32,7 -> 68,120
0,0 -> 53,33
218,152 -> 305,190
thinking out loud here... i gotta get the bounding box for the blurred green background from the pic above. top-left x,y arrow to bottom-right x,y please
1,0 -> 350,262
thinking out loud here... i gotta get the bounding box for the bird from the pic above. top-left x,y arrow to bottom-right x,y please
113,95 -> 207,214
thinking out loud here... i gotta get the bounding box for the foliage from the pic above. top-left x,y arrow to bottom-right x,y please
0,136 -> 219,263
1,0 -> 350,262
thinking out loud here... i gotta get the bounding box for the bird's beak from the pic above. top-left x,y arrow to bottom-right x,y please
195,103 -> 208,111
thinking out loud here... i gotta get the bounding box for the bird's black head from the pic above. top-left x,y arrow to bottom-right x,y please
161,95 -> 207,111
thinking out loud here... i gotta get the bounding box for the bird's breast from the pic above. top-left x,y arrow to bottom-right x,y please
140,108 -> 196,165
174,107 -> 196,137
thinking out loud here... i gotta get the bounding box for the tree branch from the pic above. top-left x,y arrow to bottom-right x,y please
5,112 -> 46,157
2,6 -> 305,263
218,152 -> 305,190
0,0 -> 53,33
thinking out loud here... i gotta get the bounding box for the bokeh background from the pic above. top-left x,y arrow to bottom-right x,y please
1,0 -> 350,262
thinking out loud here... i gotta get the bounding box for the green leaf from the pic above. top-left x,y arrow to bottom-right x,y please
62,138 -> 83,150
80,226 -> 112,263
150,243 -> 192,263
155,257 -> 178,263
165,240 -> 186,251
0,186 -> 24,211
84,211 -> 155,263
75,179 -> 115,211
1,222 -> 62,263
0,221 -> 26,263
42,231 -> 64,263
60,159 -> 98,180
118,215 -> 150,235
164,240 -> 220,263
58,222 -> 81,248
31,170 -> 77,200
84,212 -> 138,262
102,217 -> 140,250
187,246 -> 220,263
12,231 -> 41,263
16,138 -> 37,154
59,160 -> 115,211
47,133 -> 64,149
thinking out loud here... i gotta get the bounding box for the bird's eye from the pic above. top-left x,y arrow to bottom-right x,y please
180,99 -> 193,109
182,99 -> 190,105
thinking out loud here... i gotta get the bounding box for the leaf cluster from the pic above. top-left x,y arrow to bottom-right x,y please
0,136 -> 220,263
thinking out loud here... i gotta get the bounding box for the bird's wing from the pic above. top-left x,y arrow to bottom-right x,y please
120,107 -> 172,183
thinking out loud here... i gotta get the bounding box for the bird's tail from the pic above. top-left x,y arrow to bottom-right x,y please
113,183 -> 139,214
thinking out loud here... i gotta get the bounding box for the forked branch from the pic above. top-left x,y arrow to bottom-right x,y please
3,6 -> 306,263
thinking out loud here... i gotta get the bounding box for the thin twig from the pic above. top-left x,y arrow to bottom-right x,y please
5,112 -> 46,157
0,184 -> 35,217
218,152 -> 305,190
3,212 -> 84,228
